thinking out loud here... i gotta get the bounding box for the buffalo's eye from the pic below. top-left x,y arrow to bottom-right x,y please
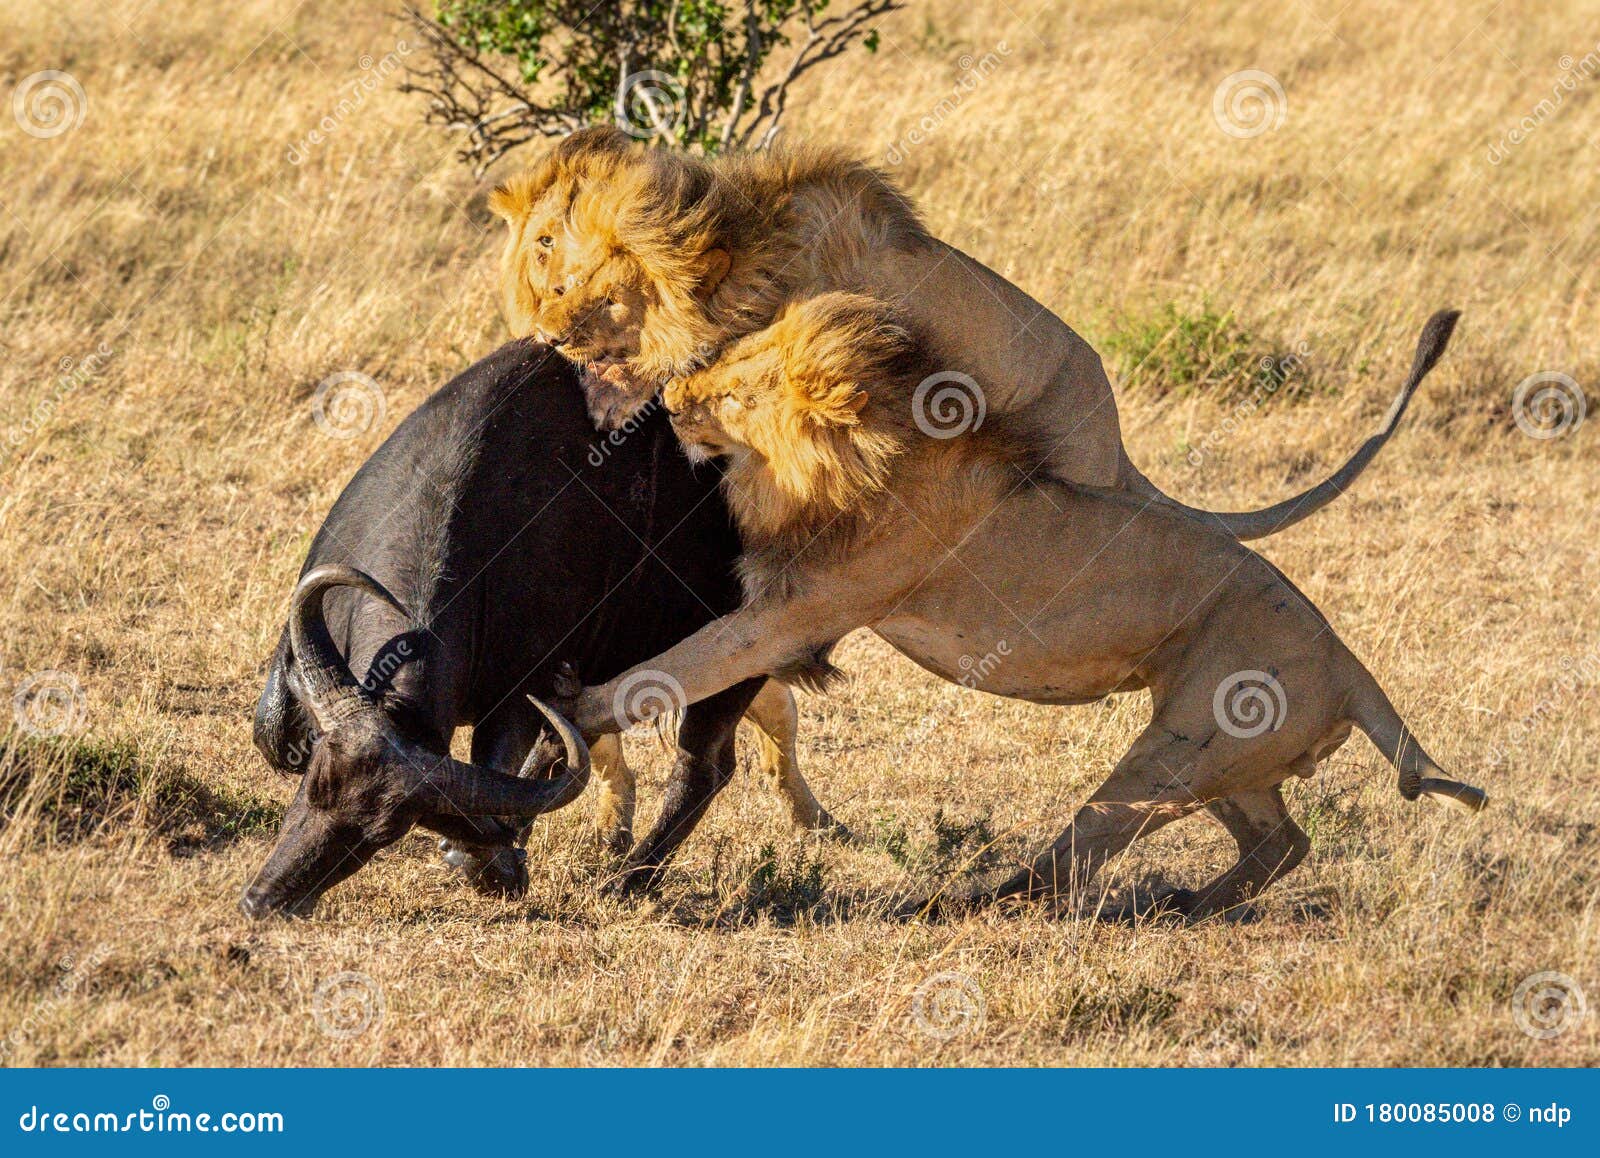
537,235 -> 554,248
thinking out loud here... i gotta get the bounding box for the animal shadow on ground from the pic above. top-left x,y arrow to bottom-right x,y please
0,733 -> 280,854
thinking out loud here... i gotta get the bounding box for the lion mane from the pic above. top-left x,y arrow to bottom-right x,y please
494,137 -> 931,376
668,293 -> 1041,602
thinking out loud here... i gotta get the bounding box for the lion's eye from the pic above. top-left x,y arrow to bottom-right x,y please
537,235 -> 554,248
552,285 -> 565,297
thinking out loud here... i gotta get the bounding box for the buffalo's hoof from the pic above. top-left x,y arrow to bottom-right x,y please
600,863 -> 660,900
440,840 -> 529,898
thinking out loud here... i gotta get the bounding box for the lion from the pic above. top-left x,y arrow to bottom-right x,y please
489,133 -> 1432,540
565,294 -> 1484,915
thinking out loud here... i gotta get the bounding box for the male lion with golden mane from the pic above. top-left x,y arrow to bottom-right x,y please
489,126 -> 1427,540
568,294 -> 1484,914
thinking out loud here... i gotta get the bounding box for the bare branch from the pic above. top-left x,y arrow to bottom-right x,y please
736,0 -> 901,150
396,5 -> 580,176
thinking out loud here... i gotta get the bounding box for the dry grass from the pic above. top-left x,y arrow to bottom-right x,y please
2,0 -> 1597,1066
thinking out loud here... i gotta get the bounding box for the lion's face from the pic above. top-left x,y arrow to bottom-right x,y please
664,344 -> 784,465
533,237 -> 659,369
496,184 -> 571,338
663,296 -> 914,540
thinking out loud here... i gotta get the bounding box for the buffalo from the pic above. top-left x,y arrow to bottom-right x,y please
242,340 -> 838,917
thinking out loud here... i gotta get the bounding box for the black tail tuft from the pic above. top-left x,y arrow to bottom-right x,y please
1408,309 -> 1461,385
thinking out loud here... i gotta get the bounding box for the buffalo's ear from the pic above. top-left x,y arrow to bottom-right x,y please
695,248 -> 732,300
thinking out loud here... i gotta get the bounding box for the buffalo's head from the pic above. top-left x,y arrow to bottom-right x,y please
238,566 -> 589,919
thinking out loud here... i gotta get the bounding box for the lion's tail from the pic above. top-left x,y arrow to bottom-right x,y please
1348,666 -> 1487,811
1123,309 -> 1461,542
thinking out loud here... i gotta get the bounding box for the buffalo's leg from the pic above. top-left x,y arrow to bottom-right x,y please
607,678 -> 763,896
590,734 -> 636,855
985,731 -> 1208,910
1166,785 -> 1310,920
743,679 -> 848,839
435,705 -> 549,898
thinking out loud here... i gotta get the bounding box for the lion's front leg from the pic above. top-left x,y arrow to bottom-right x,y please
574,602 -> 853,734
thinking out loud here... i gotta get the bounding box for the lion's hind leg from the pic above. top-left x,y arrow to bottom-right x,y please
591,733 -> 636,856
743,679 -> 849,840
1160,784 -> 1311,921
984,728 -> 1212,912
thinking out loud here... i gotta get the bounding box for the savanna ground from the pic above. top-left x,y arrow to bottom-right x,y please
1,0 -> 1597,1066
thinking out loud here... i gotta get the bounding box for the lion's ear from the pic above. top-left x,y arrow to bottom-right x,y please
789,376 -> 869,427
487,180 -> 530,226
695,248 -> 732,301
